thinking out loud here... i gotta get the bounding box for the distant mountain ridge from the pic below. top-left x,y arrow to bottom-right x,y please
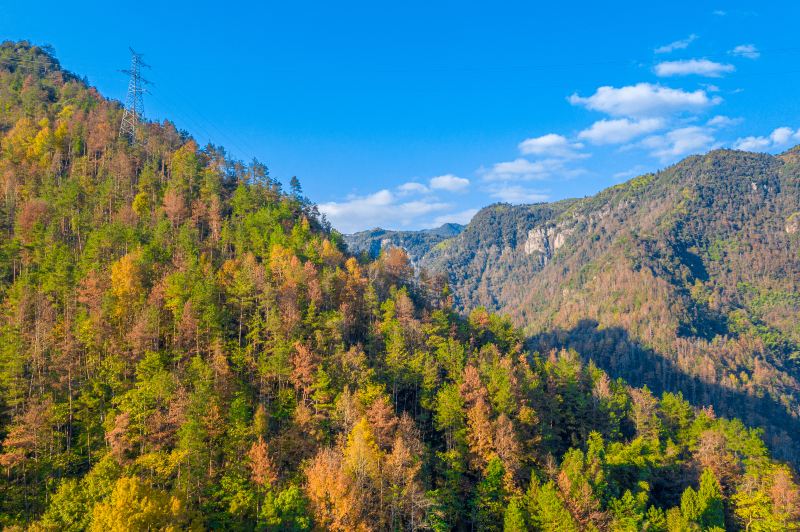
343,222 -> 463,263
363,148 -> 800,462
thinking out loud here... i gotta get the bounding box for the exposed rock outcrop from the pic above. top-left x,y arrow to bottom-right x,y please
788,213 -> 799,235
523,225 -> 572,259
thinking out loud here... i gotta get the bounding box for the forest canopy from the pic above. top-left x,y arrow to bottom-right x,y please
0,41 -> 798,531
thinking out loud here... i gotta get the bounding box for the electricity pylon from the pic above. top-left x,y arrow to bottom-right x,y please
119,48 -> 150,143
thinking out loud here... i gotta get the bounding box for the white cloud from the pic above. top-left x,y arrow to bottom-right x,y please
712,10 -> 726,16
731,44 -> 760,59
654,59 -> 735,78
319,189 -> 452,233
770,127 -> 796,145
484,158 -> 543,181
321,173 -> 477,231
319,189 -> 393,229
733,127 -> 800,151
733,136 -> 771,151
488,185 -> 550,204
640,126 -> 716,161
569,83 -> 721,118
431,208 -> 479,227
518,133 -> 584,158
398,175 -> 470,194
578,118 -> 664,145
429,174 -> 470,192
655,34 -> 698,54
481,158 -> 566,182
397,182 -> 428,195
706,115 -> 742,128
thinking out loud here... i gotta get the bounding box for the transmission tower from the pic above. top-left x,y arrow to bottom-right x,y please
119,48 -> 150,143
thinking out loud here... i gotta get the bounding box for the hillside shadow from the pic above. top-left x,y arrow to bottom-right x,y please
528,319 -> 800,464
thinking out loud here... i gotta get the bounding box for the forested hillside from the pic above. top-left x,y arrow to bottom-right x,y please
344,223 -> 463,264
1,41 -> 799,531
407,145 -> 800,467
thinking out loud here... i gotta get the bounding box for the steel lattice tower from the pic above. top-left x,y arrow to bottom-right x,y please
119,48 -> 150,143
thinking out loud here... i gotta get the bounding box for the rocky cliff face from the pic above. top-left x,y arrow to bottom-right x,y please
788,213 -> 799,235
523,225 -> 574,260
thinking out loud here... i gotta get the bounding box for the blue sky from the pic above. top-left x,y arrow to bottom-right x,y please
3,1 -> 800,232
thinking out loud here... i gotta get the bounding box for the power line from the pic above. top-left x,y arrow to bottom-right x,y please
149,86 -> 265,163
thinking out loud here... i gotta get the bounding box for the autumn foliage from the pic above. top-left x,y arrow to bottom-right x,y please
0,41 -> 798,531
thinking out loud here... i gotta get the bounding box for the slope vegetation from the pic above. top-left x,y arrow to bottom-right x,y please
344,222 -> 464,264
0,41 -> 798,530
420,148 -> 800,464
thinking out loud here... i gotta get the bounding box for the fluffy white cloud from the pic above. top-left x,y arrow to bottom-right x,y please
319,189 -> 452,233
654,59 -> 735,78
733,127 -> 800,151
569,83 -> 721,118
397,182 -> 428,195
320,172 -> 475,232
770,127 -> 798,145
578,118 -> 664,144
481,158 -> 567,182
655,34 -> 698,54
518,133 -> 584,158
429,174 -> 470,192
733,136 -> 771,151
640,126 -> 716,161
482,134 -> 587,186
484,158 -> 541,180
398,175 -> 470,194
488,185 -> 550,204
731,44 -> 760,59
706,115 -> 742,128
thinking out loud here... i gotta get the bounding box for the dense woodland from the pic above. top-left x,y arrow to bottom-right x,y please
415,147 -> 800,468
0,41 -> 799,530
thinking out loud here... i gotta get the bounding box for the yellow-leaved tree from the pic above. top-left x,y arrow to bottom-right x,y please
90,476 -> 197,532
109,251 -> 143,319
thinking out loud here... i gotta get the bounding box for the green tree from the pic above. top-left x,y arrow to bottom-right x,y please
503,496 -> 528,531
434,383 -> 465,450
697,468 -> 725,529
260,486 -> 312,531
472,456 -> 507,532
527,478 -> 579,532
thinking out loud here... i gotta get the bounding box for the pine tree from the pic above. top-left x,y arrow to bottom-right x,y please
698,468 -> 725,529
503,496 -> 528,531
472,456 -> 507,532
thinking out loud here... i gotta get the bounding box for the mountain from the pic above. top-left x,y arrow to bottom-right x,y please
394,149 -> 800,463
344,222 -> 464,263
1,41 -> 799,530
